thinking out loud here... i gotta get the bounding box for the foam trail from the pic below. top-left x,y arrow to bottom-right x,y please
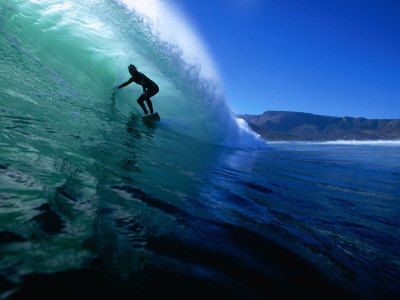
322,140 -> 400,146
268,140 -> 400,146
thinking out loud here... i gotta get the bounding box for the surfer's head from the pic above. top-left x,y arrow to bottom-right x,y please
128,64 -> 137,75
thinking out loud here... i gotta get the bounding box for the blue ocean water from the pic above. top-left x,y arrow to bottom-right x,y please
1,0 -> 399,299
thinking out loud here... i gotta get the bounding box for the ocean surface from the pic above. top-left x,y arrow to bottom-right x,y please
1,1 -> 399,299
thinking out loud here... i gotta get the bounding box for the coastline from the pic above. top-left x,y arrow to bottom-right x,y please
237,111 -> 400,142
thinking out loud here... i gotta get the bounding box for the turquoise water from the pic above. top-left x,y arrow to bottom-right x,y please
1,1 -> 400,299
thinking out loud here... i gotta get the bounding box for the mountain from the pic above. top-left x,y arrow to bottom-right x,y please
237,111 -> 400,141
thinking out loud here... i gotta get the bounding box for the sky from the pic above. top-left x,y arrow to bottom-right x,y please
175,0 -> 400,119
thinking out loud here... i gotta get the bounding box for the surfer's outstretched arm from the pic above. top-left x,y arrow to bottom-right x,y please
118,77 -> 134,89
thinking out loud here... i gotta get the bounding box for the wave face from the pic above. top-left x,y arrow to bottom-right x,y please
0,0 -> 264,148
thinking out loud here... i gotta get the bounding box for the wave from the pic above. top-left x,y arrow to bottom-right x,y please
0,0 -> 265,149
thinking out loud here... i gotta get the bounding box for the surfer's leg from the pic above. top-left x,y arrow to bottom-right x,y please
145,99 -> 153,114
145,86 -> 158,114
137,94 -> 148,114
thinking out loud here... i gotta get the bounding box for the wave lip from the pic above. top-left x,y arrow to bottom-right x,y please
120,0 -> 219,82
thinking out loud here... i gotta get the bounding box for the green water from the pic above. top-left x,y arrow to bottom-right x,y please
0,0 -> 248,282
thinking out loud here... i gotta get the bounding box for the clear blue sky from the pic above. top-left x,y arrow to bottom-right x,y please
177,0 -> 400,119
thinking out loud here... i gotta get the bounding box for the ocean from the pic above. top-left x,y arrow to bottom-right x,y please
1,1 -> 399,299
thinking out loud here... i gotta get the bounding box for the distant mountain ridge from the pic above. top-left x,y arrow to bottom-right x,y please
237,111 -> 400,141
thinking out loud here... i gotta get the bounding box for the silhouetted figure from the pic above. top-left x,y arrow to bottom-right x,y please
118,64 -> 159,115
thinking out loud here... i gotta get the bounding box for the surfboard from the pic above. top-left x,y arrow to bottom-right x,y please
142,112 -> 160,121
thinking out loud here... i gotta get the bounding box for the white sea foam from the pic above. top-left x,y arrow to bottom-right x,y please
268,140 -> 400,146
120,0 -> 219,82
321,140 -> 400,146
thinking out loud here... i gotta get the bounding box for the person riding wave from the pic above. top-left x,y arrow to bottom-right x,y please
118,64 -> 159,115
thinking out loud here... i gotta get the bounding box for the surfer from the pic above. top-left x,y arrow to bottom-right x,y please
117,64 -> 159,115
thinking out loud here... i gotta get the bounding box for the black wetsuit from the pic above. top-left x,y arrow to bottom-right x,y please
130,72 -> 159,95
118,71 -> 159,114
